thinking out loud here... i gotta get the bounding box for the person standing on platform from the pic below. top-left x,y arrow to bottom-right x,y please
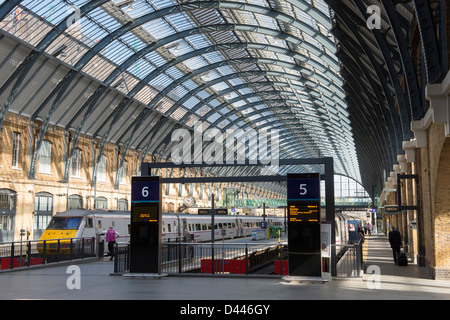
388,226 -> 402,265
105,226 -> 120,260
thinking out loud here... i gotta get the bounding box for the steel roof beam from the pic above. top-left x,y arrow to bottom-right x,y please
335,47 -> 396,168
412,0 -> 446,84
74,2 -> 339,81
331,3 -> 404,157
351,0 -> 412,141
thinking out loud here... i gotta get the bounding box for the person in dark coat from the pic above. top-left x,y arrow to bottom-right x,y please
388,226 -> 402,264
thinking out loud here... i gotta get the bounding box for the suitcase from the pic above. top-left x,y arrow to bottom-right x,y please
397,251 -> 408,266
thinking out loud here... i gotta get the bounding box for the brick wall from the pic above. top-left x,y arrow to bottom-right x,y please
0,111 -> 272,240
434,137 -> 450,280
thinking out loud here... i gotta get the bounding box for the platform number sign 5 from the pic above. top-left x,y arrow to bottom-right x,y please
287,176 -> 320,201
299,184 -> 307,195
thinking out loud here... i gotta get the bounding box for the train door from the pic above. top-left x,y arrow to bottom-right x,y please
82,217 -> 96,238
348,220 -> 359,243
236,218 -> 243,237
181,218 -> 189,241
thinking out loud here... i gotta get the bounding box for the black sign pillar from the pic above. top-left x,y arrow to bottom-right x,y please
130,176 -> 161,274
287,173 -> 322,278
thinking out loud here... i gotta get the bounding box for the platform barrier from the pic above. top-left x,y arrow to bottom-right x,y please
274,260 -> 288,275
113,241 -> 287,276
335,239 -> 363,278
113,240 -> 363,279
0,237 -> 97,270
200,259 -> 248,274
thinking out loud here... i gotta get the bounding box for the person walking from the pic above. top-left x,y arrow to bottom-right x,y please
105,226 -> 120,260
388,226 -> 402,264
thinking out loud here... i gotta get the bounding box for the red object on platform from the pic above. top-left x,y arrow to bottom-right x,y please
274,260 -> 288,275
1,258 -> 43,269
201,259 -> 247,274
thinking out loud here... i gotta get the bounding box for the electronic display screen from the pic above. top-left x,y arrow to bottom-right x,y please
288,202 -> 320,222
131,205 -> 159,223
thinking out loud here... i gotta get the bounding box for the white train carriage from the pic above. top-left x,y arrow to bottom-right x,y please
38,210 -> 286,253
162,214 -> 285,242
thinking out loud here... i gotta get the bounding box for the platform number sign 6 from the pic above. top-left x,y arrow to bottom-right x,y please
131,178 -> 159,202
142,186 -> 149,198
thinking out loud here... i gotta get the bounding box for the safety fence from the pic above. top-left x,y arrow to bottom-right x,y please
114,240 -> 363,279
0,237 -> 97,270
113,242 -> 288,276
1,237 -> 363,279
335,239 -> 364,278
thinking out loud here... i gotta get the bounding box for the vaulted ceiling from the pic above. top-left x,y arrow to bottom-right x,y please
0,0 -> 444,197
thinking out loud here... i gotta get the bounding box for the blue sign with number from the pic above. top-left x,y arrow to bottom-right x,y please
286,173 -> 322,277
287,177 -> 320,201
132,177 -> 160,203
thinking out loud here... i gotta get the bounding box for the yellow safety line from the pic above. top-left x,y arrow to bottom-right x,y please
362,235 -> 369,262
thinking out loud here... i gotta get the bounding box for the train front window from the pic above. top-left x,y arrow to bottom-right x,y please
47,217 -> 82,230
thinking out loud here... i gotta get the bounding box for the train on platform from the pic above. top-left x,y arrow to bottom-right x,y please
37,208 -> 363,257
335,212 -> 364,245
37,209 -> 285,256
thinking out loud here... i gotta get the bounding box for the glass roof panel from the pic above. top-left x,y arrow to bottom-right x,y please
2,0 -> 362,183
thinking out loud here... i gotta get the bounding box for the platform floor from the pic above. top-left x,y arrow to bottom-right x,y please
0,233 -> 448,301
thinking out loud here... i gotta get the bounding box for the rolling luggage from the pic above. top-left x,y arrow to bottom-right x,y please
397,251 -> 408,266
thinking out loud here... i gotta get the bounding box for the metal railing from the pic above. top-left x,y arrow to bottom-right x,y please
335,239 -> 363,278
0,236 -> 364,278
113,241 -> 364,278
1,234 -> 363,278
113,242 -> 288,276
0,237 -> 96,270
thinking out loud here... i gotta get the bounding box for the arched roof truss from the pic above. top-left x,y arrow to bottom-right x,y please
0,0 -> 435,195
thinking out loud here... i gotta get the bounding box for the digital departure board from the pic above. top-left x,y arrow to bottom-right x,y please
130,176 -> 161,274
131,205 -> 159,223
287,173 -> 322,278
289,204 -> 320,222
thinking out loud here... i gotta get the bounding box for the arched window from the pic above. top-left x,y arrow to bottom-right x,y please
0,189 -> 16,242
117,198 -> 128,211
95,196 -> 107,209
68,194 -> 83,210
34,192 -> 53,239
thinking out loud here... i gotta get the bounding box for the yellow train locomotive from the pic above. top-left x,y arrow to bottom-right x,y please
37,209 -> 129,257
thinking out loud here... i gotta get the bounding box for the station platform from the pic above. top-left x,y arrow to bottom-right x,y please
0,233 -> 448,303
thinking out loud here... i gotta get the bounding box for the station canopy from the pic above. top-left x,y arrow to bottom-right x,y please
0,0 -> 416,196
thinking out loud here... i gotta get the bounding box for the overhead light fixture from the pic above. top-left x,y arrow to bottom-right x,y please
51,44 -> 67,57
116,0 -> 134,7
116,0 -> 135,11
165,42 -> 180,52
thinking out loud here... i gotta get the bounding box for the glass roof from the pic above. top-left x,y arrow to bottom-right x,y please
0,0 -> 361,182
